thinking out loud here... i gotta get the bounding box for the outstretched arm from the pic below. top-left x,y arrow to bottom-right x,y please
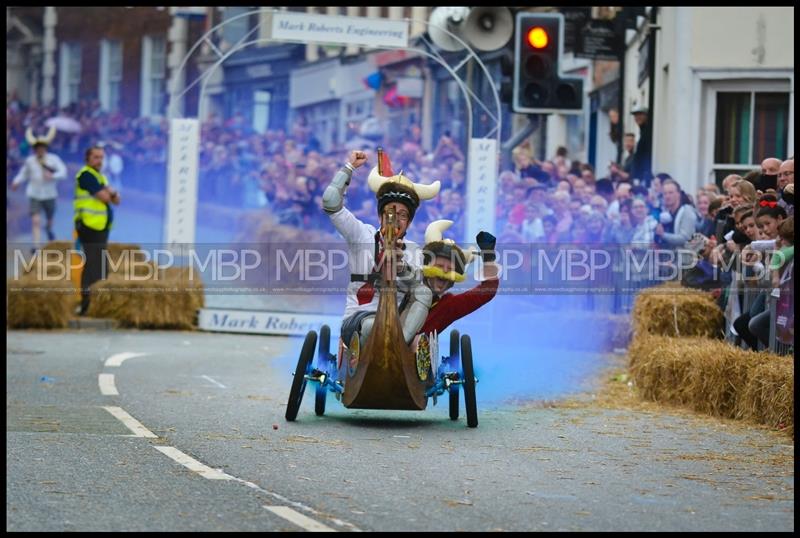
322,150 -> 367,214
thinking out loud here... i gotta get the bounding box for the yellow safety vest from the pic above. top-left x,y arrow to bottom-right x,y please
74,165 -> 111,231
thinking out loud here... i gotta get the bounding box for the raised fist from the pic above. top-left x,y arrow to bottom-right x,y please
476,231 -> 496,262
349,150 -> 368,169
476,231 -> 496,252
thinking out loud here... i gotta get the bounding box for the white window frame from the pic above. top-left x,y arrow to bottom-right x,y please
693,69 -> 794,185
99,39 -> 123,112
58,42 -> 81,108
140,35 -> 166,117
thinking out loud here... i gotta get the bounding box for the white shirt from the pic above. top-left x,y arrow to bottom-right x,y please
328,206 -> 422,320
631,216 -> 658,246
12,153 -> 68,200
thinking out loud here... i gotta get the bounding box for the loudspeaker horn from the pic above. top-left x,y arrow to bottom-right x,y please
463,7 -> 513,51
427,6 -> 470,52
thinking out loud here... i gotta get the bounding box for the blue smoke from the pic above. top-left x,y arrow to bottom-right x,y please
279,291 -> 617,412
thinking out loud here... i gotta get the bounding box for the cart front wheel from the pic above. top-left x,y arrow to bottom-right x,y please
285,331 -> 317,422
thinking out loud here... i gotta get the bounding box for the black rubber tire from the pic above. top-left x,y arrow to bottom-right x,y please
448,330 -> 460,420
314,384 -> 327,416
318,325 -> 331,361
285,331 -> 317,422
314,325 -> 331,416
461,334 -> 478,428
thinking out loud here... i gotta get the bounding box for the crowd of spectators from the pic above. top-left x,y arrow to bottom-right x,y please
6,95 -> 794,352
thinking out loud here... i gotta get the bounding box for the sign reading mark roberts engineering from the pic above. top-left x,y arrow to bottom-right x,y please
199,308 -> 341,337
272,11 -> 408,49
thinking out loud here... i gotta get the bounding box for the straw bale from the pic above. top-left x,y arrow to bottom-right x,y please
629,334 -> 793,435
737,358 -> 794,435
29,241 -> 147,278
7,274 -> 78,329
683,344 -> 774,418
88,266 -> 204,330
631,284 -> 723,339
104,243 -> 144,264
628,335 -> 696,404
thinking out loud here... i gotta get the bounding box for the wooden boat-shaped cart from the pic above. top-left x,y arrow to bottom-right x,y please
284,210 -> 479,427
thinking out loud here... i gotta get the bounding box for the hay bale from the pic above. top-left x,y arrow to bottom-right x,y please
629,334 -> 793,434
88,266 -> 204,330
85,273 -> 129,320
105,243 -> 144,264
7,274 -> 78,329
32,241 -> 147,277
157,266 -> 205,313
738,358 -> 794,436
683,344 -> 774,418
632,284 -> 723,338
628,334 -> 697,405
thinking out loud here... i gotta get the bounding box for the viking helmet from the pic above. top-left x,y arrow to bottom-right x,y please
25,126 -> 57,148
368,166 -> 441,222
422,220 -> 475,283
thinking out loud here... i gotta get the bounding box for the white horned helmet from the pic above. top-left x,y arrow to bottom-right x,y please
25,126 -> 57,148
368,166 -> 441,222
422,220 -> 475,283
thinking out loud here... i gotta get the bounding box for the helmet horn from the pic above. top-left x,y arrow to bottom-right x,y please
411,179 -> 441,200
367,166 -> 390,193
44,125 -> 57,144
424,219 -> 453,245
25,127 -> 36,146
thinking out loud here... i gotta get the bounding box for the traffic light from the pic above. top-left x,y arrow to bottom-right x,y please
512,12 -> 584,114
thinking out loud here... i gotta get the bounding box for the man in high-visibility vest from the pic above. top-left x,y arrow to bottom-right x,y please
74,145 -> 121,315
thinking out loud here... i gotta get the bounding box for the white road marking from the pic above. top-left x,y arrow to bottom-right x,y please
234,479 -> 360,532
98,352 -> 357,532
200,375 -> 227,389
105,352 -> 150,367
264,506 -> 337,532
102,406 -> 158,438
98,373 -> 119,395
153,446 -> 234,480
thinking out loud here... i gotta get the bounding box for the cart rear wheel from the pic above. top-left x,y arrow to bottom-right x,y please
461,334 -> 478,428
448,330 -> 460,420
285,331 -> 317,422
319,325 -> 331,360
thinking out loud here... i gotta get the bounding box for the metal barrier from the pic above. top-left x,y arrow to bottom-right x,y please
768,279 -> 794,356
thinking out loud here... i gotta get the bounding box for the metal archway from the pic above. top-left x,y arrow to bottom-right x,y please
165,8 -> 501,245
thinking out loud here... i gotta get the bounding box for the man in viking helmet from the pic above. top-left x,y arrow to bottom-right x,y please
322,149 -> 441,351
418,220 -> 500,336
11,127 -> 67,250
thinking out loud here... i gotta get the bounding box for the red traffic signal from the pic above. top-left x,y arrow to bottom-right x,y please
526,27 -> 549,49
513,12 -> 583,114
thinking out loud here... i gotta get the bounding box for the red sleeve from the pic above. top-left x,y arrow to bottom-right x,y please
419,278 -> 499,335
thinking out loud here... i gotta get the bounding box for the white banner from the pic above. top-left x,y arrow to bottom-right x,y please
166,119 -> 200,246
198,308 -> 341,337
465,138 -> 498,244
272,11 -> 408,49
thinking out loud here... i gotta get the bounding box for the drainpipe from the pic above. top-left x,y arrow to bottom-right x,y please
615,11 -> 626,165
647,7 -> 659,173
